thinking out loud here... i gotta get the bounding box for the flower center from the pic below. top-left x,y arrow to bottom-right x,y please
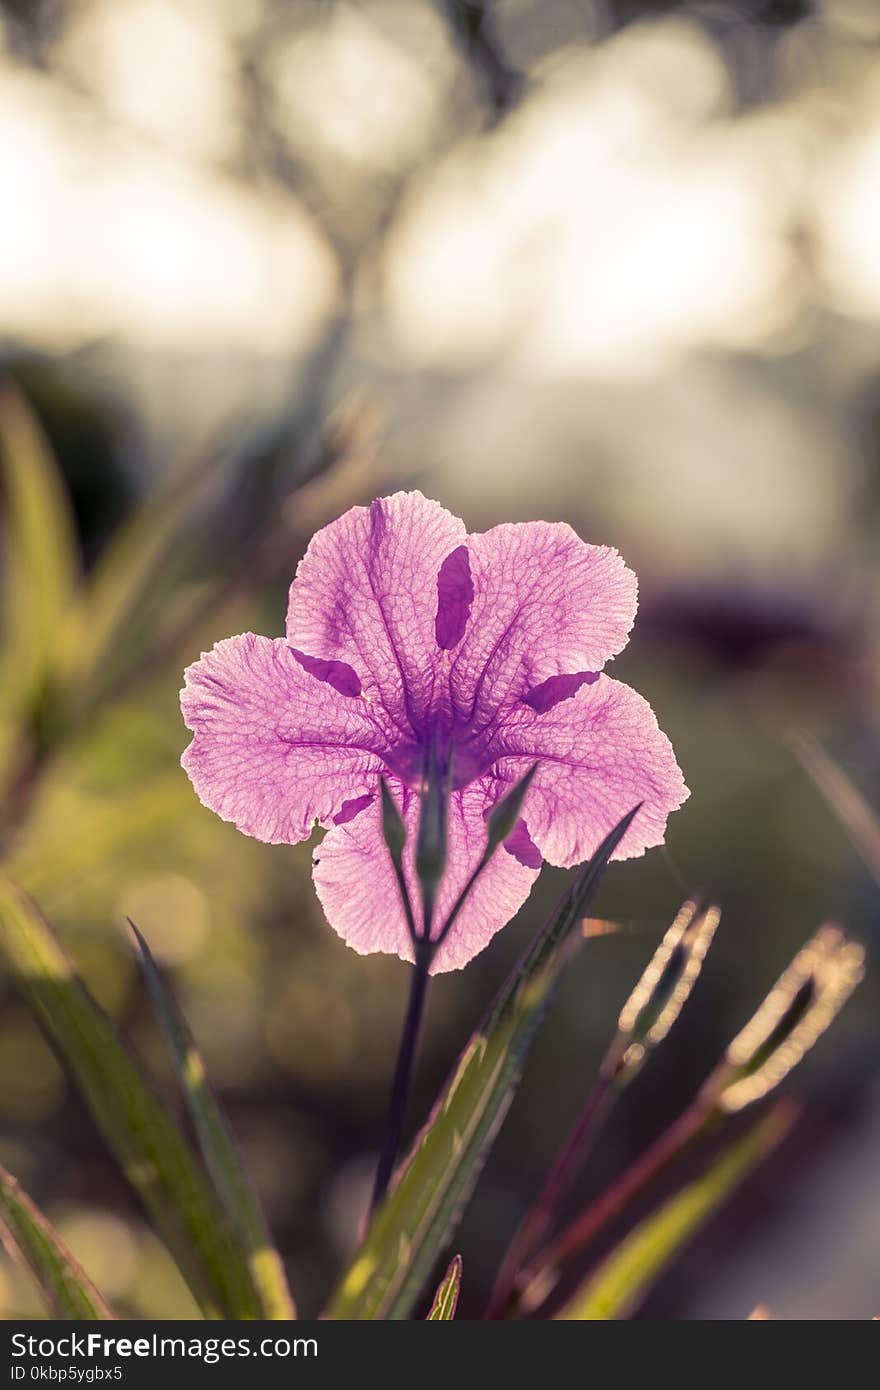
384,724 -> 488,794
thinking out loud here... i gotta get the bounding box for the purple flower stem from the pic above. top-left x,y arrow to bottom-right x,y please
368,820 -> 500,1222
486,1065 -> 617,1318
368,940 -> 433,1220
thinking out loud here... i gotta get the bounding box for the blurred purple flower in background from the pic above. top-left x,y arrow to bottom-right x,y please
180,492 -> 687,971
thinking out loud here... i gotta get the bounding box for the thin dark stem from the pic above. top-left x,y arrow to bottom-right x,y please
367,752 -> 497,1221
486,1064 -> 617,1318
434,847 -> 490,948
390,858 -> 420,945
369,944 -> 432,1219
512,1097 -> 714,1317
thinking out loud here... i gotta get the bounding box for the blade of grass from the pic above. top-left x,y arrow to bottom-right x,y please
556,1100 -> 796,1320
426,1255 -> 462,1320
0,874 -> 264,1319
791,733 -> 880,889
0,1163 -> 115,1320
127,918 -> 295,1320
326,805 -> 641,1321
0,384 -> 81,729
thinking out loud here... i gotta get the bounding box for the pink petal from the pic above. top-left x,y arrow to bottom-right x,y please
311,776 -> 540,973
286,491 -> 466,735
523,670 -> 600,713
180,634 -> 388,844
448,523 -> 637,728
290,649 -> 362,698
333,792 -> 375,825
490,674 -> 689,867
435,545 -> 474,650
503,817 -> 543,869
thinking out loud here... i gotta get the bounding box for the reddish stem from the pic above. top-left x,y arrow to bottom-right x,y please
514,1098 -> 713,1317
486,1066 -> 616,1318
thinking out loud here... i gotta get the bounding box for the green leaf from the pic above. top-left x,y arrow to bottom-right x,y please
0,874 -> 264,1319
0,384 -> 81,725
426,1255 -> 462,1320
127,918 -> 295,1320
557,1100 -> 796,1320
327,805 -> 640,1321
0,1162 -> 115,1319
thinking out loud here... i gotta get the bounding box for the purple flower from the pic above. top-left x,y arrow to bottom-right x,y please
180,492 -> 688,972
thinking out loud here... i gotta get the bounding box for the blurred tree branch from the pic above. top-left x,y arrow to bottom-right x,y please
440,1 -> 525,119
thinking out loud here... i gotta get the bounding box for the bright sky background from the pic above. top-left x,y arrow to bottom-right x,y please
1,0 -> 879,375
